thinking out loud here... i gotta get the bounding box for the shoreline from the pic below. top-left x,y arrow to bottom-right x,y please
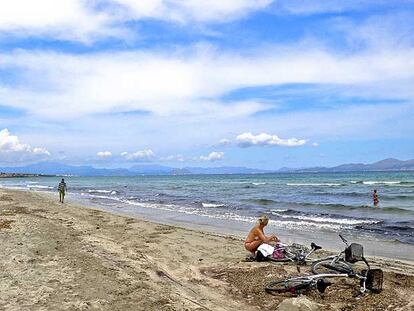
1,188 -> 414,310
4,186 -> 414,262
68,189 -> 414,262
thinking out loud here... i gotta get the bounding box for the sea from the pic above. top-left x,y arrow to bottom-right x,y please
1,172 -> 413,247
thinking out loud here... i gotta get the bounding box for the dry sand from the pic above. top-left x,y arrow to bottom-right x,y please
1,189 -> 413,311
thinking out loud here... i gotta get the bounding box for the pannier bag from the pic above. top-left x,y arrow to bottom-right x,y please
272,244 -> 286,260
345,243 -> 364,263
361,269 -> 384,293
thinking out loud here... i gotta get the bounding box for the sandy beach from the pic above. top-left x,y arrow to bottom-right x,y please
1,188 -> 414,311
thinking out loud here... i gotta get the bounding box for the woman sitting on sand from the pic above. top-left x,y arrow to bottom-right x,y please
245,215 -> 279,253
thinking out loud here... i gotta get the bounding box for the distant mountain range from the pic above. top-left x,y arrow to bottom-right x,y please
0,162 -> 269,176
278,158 -> 414,173
0,158 -> 413,176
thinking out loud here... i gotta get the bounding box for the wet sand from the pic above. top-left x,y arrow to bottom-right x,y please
1,189 -> 413,310
81,198 -> 414,263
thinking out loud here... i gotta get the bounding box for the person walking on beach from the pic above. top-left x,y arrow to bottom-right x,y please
58,179 -> 67,204
373,189 -> 379,206
244,215 -> 279,254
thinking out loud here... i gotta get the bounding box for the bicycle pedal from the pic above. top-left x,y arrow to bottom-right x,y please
317,279 -> 331,293
354,291 -> 366,299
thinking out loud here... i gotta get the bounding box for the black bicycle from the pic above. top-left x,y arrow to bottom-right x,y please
265,235 -> 383,296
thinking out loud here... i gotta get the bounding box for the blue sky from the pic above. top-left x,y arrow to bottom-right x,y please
0,0 -> 413,169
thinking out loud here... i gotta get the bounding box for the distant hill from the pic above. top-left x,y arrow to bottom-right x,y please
0,162 -> 269,176
128,165 -> 269,175
1,158 -> 412,176
129,164 -> 176,175
182,166 -> 268,174
278,158 -> 414,173
0,172 -> 51,178
0,162 -> 133,176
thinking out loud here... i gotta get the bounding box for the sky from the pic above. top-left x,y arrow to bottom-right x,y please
0,0 -> 413,169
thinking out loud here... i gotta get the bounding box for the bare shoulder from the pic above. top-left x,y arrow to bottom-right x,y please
247,225 -> 258,235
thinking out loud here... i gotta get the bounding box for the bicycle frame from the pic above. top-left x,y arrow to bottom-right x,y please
312,234 -> 371,293
276,243 -> 318,263
325,234 -> 349,263
285,271 -> 368,294
310,272 -> 368,293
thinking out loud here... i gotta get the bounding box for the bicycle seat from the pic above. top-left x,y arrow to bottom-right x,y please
311,242 -> 322,250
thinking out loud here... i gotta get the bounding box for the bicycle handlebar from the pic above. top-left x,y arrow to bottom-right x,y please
339,234 -> 348,245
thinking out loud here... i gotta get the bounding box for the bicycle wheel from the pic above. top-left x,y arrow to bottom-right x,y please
311,258 -> 353,275
265,277 -> 311,294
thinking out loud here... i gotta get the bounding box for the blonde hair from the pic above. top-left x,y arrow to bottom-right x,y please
257,215 -> 269,224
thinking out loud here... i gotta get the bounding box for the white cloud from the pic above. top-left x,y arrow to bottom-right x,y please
159,154 -> 185,162
111,0 -> 273,23
0,0 -> 273,42
312,142 -> 319,147
0,128 -> 50,162
0,50 -> 273,119
236,132 -> 306,147
0,45 -> 413,121
0,0 -> 408,44
0,4 -> 413,162
0,0 -> 125,42
217,138 -> 232,147
32,147 -> 51,155
273,0 -> 405,15
97,151 -> 112,158
121,149 -> 155,161
200,151 -> 224,161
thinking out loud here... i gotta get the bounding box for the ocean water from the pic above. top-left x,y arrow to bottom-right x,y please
1,172 -> 413,245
